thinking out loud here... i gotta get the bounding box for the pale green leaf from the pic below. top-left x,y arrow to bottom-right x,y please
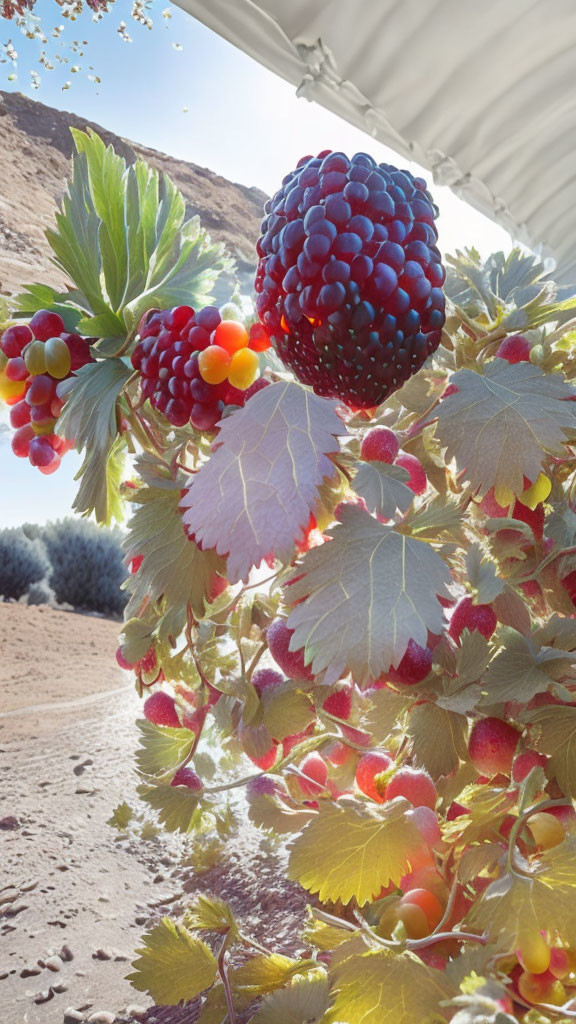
465,545 -> 505,604
468,865 -> 576,951
139,781 -> 204,833
56,359 -> 131,523
522,705 -> 576,797
435,361 -> 576,504
135,720 -> 196,778
247,787 -> 315,836
302,908 -> 358,951
364,688 -> 413,744
481,632 -> 576,705
181,381 -> 345,583
127,917 -> 217,1004
261,683 -> 314,742
352,461 -> 413,519
185,894 -> 237,936
288,798 -> 422,905
286,505 -> 451,685
408,702 -> 468,779
107,801 -> 133,831
321,948 -> 450,1024
249,968 -> 330,1023
124,454 -> 226,638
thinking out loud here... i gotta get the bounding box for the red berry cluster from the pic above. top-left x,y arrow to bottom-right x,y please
255,151 -> 446,409
131,305 -> 269,432
0,310 -> 93,474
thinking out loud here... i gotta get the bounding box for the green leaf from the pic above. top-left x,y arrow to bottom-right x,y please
107,802 -> 133,831
135,720 -> 196,778
302,908 -> 357,951
321,948 -> 451,1024
234,954 -> 309,998
139,781 -> 204,833
249,968 -> 330,1023
181,381 -> 345,583
408,702 -> 469,779
468,864 -> 576,952
465,545 -> 505,604
57,359 -> 131,523
522,705 -> 576,797
261,683 -> 314,741
435,361 -> 576,506
247,786 -> 316,836
364,688 -> 413,744
288,798 -> 422,905
286,505 -> 451,685
352,461 -> 413,519
127,917 -> 217,1004
481,631 -> 576,705
185,894 -> 238,936
124,454 -> 226,638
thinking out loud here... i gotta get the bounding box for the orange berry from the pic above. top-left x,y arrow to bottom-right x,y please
0,371 -> 25,404
212,320 -> 249,355
249,323 -> 272,352
401,888 -> 444,929
198,345 -> 231,385
228,348 -> 259,390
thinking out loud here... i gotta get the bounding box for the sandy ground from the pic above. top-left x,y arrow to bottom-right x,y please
0,605 -> 306,1024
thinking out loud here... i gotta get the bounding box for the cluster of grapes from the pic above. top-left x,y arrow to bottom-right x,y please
132,305 -> 270,432
0,310 -> 93,474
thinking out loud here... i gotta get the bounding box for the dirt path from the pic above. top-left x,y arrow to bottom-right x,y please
0,605 -> 306,1024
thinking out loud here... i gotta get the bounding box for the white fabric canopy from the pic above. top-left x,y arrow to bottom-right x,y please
175,0 -> 576,284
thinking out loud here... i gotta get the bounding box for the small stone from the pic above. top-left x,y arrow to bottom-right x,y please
34,989 -> 54,1004
45,955 -> 63,972
113,952 -> 128,962
75,784 -> 96,795
52,981 -> 68,993
63,1011 -> 84,1024
125,1006 -> 147,1020
0,816 -> 19,830
134,915 -> 148,926
60,944 -> 74,962
92,949 -> 112,961
87,1013 -> 115,1024
153,873 -> 165,884
21,964 -> 42,977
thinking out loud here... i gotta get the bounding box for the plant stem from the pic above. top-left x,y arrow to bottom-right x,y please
507,796 -> 574,874
217,936 -> 237,1024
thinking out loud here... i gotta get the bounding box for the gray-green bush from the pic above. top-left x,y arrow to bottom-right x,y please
0,528 -> 49,600
39,519 -> 128,617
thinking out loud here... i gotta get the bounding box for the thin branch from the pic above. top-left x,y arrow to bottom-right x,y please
217,936 -> 236,1024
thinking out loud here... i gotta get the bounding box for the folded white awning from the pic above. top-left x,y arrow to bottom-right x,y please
173,0 -> 576,284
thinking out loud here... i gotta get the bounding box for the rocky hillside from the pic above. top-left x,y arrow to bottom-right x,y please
0,90 -> 266,301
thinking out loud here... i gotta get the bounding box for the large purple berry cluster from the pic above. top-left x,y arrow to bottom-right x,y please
255,151 -> 446,408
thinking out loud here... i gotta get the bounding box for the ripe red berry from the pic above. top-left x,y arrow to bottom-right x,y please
355,751 -> 392,803
255,152 -> 445,409
496,334 -> 531,364
267,618 -> 314,680
449,597 -> 497,643
385,766 -> 437,809
252,667 -> 285,695
249,744 -> 279,771
360,427 -> 400,464
171,767 -> 203,790
512,498 -> 544,541
322,685 -> 352,719
388,639 -> 433,685
407,806 -> 442,848
468,717 -> 520,776
29,309 -> 66,342
297,752 -> 328,796
1,323 -> 33,358
116,646 -> 135,671
143,691 -> 181,729
395,452 -> 427,495
512,750 -> 548,783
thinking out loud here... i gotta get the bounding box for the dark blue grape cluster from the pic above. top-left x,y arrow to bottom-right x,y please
255,151 -> 446,408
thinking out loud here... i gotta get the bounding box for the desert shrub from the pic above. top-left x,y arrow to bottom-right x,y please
26,578 -> 55,606
0,528 -> 49,600
39,518 -> 127,617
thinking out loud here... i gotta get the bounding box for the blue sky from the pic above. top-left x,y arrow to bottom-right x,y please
0,0 -> 512,527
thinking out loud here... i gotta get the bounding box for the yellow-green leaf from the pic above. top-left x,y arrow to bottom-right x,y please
127,917 -> 217,1004
135,720 -> 196,779
261,683 -> 314,741
523,705 -> 576,797
107,801 -> 133,830
288,798 -> 422,905
408,702 -> 468,779
139,781 -> 204,833
185,894 -> 237,936
249,968 -> 330,1023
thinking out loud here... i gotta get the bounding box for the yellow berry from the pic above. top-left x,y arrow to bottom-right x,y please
228,347 -> 259,390
24,339 -> 48,376
396,902 -> 430,939
198,345 -> 231,385
518,929 -> 551,974
0,371 -> 25,403
521,473 -> 551,510
45,336 -> 72,380
527,811 -> 566,850
32,419 -> 57,436
212,320 -> 249,355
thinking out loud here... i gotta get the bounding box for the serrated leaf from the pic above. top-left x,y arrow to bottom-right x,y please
124,455 -> 226,638
288,799 -> 422,905
57,359 -> 131,523
481,632 -> 576,704
249,968 -> 330,1023
234,954 -> 308,998
321,948 -> 450,1024
364,688 -> 413,743
261,683 -> 314,742
523,705 -> 576,797
185,894 -> 237,936
401,494 -> 466,542
107,801 -> 133,830
435,361 -> 576,505
135,720 -> 196,778
352,461 -> 413,519
458,843 -> 505,883
181,381 -> 345,582
286,505 -> 451,685
455,631 -> 492,686
444,786 -> 514,847
139,781 -> 204,833
127,917 -> 217,1004
466,546 -> 505,604
492,587 -> 531,636
468,865 -> 576,952
408,702 -> 468,778
302,908 -> 357,951
247,789 -> 315,835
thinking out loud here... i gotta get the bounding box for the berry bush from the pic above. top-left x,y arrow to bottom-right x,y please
4,131 -> 576,1023
39,518 -> 127,617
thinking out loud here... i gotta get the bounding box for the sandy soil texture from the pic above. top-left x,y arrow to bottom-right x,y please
0,605 -> 306,1024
